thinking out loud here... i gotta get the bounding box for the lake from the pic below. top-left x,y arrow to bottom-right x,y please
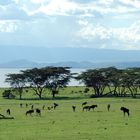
0,68 -> 86,87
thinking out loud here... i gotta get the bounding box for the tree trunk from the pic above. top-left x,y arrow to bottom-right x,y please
38,94 -> 42,99
19,93 -> 22,100
96,88 -> 100,96
52,92 -> 55,98
35,90 -> 42,99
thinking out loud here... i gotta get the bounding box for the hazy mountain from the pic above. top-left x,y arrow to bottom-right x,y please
1,46 -> 140,63
0,59 -> 40,68
1,59 -> 140,69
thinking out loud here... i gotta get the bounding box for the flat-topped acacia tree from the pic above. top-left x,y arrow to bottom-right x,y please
77,69 -> 107,97
77,67 -> 140,97
21,67 -> 48,99
45,67 -> 71,98
5,73 -> 26,100
21,67 -> 71,99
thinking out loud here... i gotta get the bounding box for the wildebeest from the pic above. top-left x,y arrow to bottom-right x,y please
26,104 -> 28,108
107,104 -> 111,111
53,103 -> 59,110
72,106 -> 76,112
31,105 -> 34,110
47,107 -> 51,110
26,109 -> 34,116
83,105 -> 90,111
42,105 -> 45,110
120,107 -> 130,117
6,109 -> 11,115
35,108 -> 41,116
82,102 -> 87,106
47,106 -> 54,110
89,105 -> 98,111
20,103 -> 22,108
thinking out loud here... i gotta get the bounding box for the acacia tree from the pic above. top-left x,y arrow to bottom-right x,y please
21,68 -> 49,99
96,67 -> 117,93
77,67 -> 140,98
21,67 -> 71,99
5,73 -> 26,99
121,68 -> 140,97
46,67 -> 71,98
77,69 -> 107,96
101,67 -> 125,96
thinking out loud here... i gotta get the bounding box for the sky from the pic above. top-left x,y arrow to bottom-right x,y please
0,0 -> 140,50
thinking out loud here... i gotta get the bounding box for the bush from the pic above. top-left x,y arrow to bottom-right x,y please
84,88 -> 90,93
2,90 -> 15,99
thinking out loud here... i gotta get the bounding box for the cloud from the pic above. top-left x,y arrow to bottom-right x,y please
0,20 -> 19,33
30,0 -> 47,4
0,0 -> 13,5
119,0 -> 140,8
1,0 -> 139,20
17,0 -> 140,17
18,0 -> 81,16
76,19 -> 140,49
0,0 -> 140,50
0,4 -> 29,20
34,0 -> 78,16
77,23 -> 111,40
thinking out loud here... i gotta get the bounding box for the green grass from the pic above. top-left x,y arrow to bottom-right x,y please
0,87 -> 140,140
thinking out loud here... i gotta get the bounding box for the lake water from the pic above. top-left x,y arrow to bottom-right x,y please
0,68 -> 86,87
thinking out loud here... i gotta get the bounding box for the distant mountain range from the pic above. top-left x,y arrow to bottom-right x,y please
1,47 -> 140,68
0,59 -> 140,69
1,46 -> 140,63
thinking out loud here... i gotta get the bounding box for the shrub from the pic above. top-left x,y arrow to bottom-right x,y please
2,90 -> 15,99
84,88 -> 90,93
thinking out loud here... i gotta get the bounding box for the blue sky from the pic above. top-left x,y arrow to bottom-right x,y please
0,0 -> 140,50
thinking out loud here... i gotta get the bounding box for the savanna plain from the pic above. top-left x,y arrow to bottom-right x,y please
0,87 -> 140,140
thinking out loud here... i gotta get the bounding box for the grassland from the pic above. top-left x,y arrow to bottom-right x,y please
0,87 -> 140,140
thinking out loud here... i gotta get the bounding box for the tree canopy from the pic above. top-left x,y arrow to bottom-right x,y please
6,67 -> 71,99
6,73 -> 26,99
5,66 -> 140,99
77,67 -> 140,97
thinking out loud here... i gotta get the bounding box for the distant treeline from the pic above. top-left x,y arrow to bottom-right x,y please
3,66 -> 140,99
77,67 -> 140,98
